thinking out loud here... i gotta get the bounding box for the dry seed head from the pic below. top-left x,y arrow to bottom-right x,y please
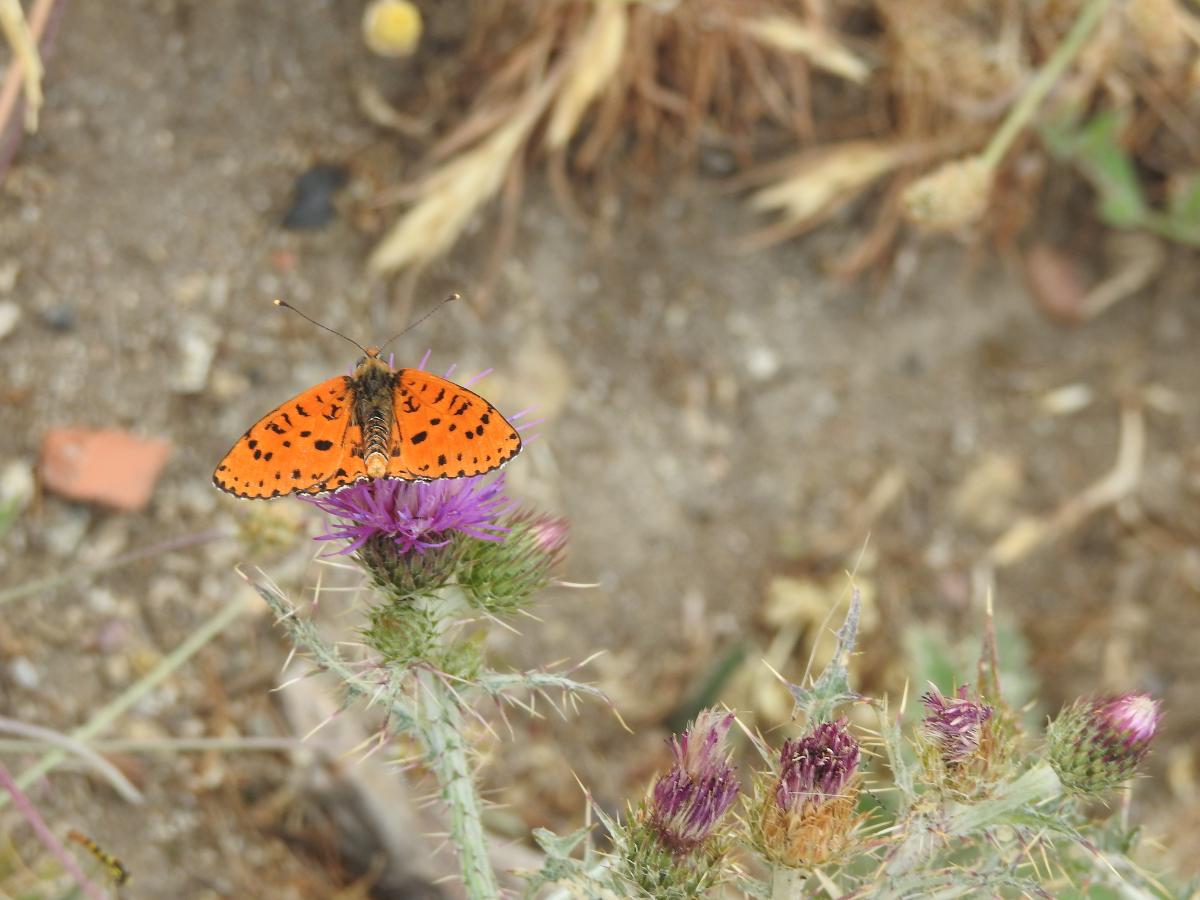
545,2 -> 628,151
362,0 -> 423,58
751,141 -> 908,227
902,155 -> 993,231
739,15 -> 870,84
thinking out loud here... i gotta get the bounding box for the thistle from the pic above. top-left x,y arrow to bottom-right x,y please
918,684 -> 1001,796
1047,693 -> 1162,795
621,709 -> 740,898
922,685 -> 993,765
755,719 -> 861,868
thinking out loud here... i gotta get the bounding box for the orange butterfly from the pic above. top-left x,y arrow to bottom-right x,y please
213,299 -> 522,499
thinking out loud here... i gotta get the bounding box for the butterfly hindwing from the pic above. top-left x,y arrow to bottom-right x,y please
213,376 -> 369,498
389,369 -> 522,480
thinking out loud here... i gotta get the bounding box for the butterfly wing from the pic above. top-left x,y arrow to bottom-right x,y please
213,376 -> 369,498
389,369 -> 522,479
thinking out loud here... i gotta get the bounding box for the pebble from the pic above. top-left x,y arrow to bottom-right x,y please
39,503 -> 92,558
745,345 -> 780,380
0,459 -> 35,517
282,163 -> 349,230
0,301 -> 18,339
171,319 -> 218,394
9,657 -> 40,689
39,304 -> 75,331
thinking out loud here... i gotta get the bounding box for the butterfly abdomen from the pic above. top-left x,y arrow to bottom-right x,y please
351,358 -> 400,478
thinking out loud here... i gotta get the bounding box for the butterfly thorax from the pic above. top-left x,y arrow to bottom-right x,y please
351,355 -> 397,478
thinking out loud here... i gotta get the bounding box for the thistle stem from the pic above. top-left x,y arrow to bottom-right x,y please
885,763 -> 1063,880
415,668 -> 500,899
771,866 -> 806,899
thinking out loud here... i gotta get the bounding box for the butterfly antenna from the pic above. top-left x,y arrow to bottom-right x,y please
273,299 -> 368,355
378,292 -> 460,353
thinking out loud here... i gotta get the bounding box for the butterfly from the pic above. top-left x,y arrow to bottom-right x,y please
213,300 -> 522,499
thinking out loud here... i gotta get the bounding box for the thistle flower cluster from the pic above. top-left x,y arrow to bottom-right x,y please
305,474 -> 566,672
755,719 -> 862,868
1047,693 -> 1162,795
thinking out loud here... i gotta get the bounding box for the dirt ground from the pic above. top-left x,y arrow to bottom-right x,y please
1,1 -> 1199,898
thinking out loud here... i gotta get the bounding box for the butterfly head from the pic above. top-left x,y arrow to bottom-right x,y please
354,346 -> 394,375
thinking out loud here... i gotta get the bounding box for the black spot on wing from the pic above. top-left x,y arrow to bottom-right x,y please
314,439 -> 333,451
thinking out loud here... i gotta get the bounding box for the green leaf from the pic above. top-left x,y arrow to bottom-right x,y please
1075,111 -> 1148,228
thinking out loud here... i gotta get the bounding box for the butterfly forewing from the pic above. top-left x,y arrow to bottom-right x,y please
389,369 -> 522,479
213,376 -> 369,498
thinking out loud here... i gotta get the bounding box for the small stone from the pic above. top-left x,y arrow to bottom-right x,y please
40,504 -> 92,557
282,164 -> 349,230
39,304 -> 75,331
1023,243 -> 1089,325
745,346 -> 780,380
171,318 -> 218,394
9,657 -> 40,689
0,301 -> 19,339
0,459 -> 35,518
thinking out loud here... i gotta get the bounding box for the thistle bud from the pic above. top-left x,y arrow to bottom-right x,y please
1047,693 -> 1161,795
621,710 -> 740,897
922,685 -> 993,765
648,709 -> 740,854
756,719 -> 861,868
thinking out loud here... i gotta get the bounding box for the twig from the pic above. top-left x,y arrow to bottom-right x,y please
979,0 -> 1112,171
0,716 -> 143,804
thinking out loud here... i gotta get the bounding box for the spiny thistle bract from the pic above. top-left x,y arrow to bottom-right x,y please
1047,692 -> 1162,795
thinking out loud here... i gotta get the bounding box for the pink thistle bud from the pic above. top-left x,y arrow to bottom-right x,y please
1048,693 -> 1162,795
647,709 -> 740,854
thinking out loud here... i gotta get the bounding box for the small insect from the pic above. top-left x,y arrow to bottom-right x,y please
213,296 -> 522,499
67,829 -> 130,886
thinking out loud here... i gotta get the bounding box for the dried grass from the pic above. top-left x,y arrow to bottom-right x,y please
362,0 -> 1200,290
367,0 -> 866,282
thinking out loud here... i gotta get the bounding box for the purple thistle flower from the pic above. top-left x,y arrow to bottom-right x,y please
775,719 -> 860,815
648,709 -> 740,854
757,719 -> 861,867
304,476 -> 511,556
922,684 -> 993,764
1048,692 -> 1162,795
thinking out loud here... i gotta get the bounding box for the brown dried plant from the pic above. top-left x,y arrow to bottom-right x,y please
367,0 -> 869,282
365,0 -> 1200,295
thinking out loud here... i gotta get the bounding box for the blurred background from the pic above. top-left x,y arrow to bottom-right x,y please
0,0 -> 1198,896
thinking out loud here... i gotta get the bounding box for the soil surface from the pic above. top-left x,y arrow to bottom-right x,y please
1,2 -> 1198,898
